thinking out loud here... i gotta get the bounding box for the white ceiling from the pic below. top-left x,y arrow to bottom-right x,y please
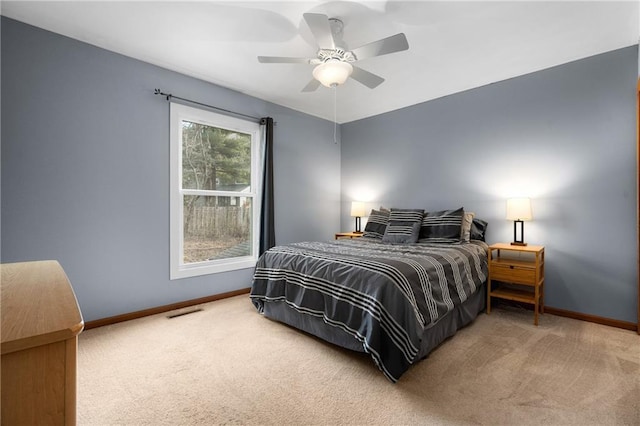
2,1 -> 638,123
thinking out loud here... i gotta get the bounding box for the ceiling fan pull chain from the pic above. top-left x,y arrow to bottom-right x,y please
333,85 -> 338,144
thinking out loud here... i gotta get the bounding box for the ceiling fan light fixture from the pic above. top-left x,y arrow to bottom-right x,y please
312,59 -> 353,88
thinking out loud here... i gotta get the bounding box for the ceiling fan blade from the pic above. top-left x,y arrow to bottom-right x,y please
303,13 -> 335,50
301,79 -> 321,92
350,66 -> 385,89
350,33 -> 409,61
258,56 -> 314,64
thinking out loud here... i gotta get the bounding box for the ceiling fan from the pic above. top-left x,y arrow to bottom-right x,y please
258,13 -> 409,92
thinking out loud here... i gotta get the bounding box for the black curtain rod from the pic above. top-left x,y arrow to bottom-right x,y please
154,89 -> 263,123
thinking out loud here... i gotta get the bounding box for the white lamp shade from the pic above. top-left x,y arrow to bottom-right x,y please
313,59 -> 353,88
506,198 -> 533,221
350,201 -> 366,217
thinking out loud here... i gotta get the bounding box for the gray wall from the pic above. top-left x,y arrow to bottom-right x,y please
1,18 -> 340,322
341,46 -> 638,324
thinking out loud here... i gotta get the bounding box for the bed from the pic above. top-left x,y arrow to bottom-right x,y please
250,208 -> 489,382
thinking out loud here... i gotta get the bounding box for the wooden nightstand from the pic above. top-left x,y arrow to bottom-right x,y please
486,243 -> 545,325
335,232 -> 363,240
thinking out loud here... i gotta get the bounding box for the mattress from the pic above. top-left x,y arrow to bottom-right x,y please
250,238 -> 488,382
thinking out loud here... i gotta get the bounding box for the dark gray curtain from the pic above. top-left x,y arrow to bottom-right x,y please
259,117 -> 275,255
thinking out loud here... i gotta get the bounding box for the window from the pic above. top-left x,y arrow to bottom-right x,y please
170,103 -> 261,279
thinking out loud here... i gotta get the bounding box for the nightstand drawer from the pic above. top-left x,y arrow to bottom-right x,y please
491,263 -> 535,285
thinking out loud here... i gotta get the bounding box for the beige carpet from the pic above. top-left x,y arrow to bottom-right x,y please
78,295 -> 640,425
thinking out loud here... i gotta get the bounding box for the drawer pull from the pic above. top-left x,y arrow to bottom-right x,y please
510,265 -> 514,269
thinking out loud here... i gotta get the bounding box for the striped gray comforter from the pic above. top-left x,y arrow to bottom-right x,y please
250,238 -> 488,382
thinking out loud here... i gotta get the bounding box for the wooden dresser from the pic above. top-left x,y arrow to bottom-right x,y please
1,260 -> 84,425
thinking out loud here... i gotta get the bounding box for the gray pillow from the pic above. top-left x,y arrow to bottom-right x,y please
382,208 -> 424,244
470,218 -> 488,242
419,207 -> 464,243
362,209 -> 390,239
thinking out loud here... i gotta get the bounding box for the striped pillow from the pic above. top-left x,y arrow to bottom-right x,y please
381,208 -> 424,244
419,207 -> 464,243
362,209 -> 390,239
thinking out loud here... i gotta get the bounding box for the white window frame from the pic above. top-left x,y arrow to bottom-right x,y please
170,103 -> 261,280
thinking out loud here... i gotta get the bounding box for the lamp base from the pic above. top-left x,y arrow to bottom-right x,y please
511,220 -> 527,247
354,216 -> 362,233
